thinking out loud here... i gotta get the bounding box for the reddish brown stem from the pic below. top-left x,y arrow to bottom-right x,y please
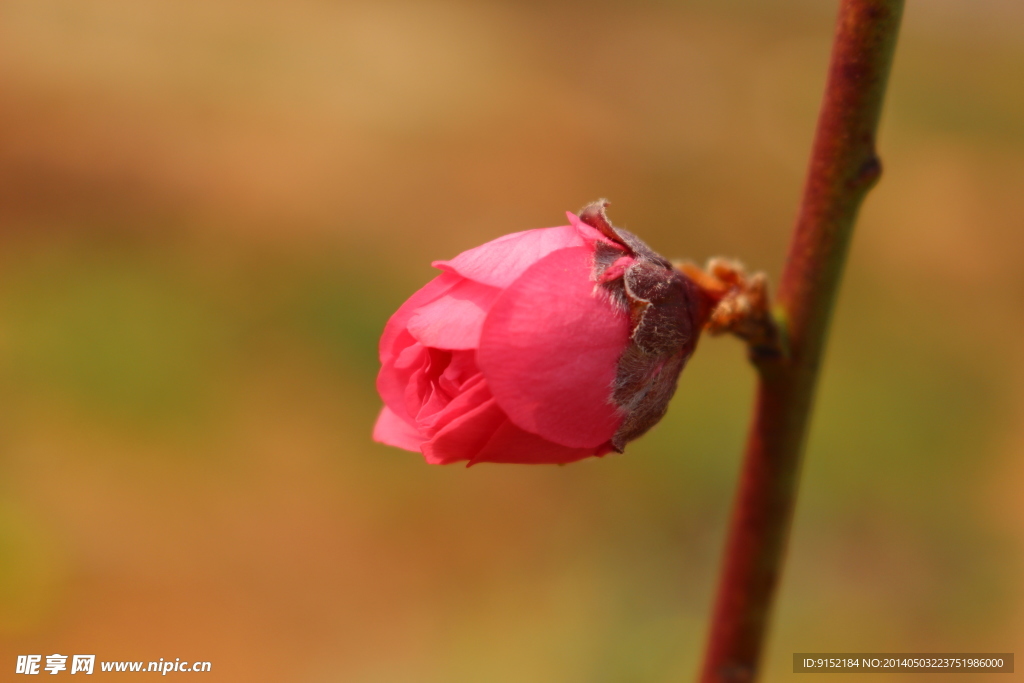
698,2 -> 904,682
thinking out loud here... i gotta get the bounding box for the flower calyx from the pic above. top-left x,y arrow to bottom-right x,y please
578,200 -> 706,452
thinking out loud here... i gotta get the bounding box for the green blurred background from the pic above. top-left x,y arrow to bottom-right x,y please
0,0 -> 1020,680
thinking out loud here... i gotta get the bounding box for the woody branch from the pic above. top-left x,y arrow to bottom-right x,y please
698,2 -> 905,681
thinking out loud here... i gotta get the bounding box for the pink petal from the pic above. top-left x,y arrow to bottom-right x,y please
436,350 -> 480,397
600,255 -> 635,283
432,225 -> 584,289
469,418 -> 600,465
377,340 -> 428,425
379,271 -> 463,366
477,246 -> 629,449
416,370 -> 488,433
405,347 -> 453,424
420,396 -> 507,465
373,406 -> 424,452
566,211 -> 617,246
406,278 -> 502,350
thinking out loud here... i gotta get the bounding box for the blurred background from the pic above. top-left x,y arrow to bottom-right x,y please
0,0 -> 1021,680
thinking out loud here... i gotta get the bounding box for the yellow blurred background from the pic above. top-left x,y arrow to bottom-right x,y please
0,0 -> 1021,680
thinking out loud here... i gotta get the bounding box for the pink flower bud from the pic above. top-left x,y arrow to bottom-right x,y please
373,203 -> 711,465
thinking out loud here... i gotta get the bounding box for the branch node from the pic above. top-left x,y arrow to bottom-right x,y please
854,154 -> 883,190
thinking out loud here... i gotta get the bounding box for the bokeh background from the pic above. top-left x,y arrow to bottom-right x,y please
0,0 -> 1021,680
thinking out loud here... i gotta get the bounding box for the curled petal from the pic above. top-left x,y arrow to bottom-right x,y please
416,370 -> 488,433
407,279 -> 502,350
373,406 -> 424,452
406,345 -> 468,426
421,396 -> 507,465
435,350 -> 481,398
478,246 -> 629,449
433,225 -> 584,289
379,272 -> 462,366
377,340 -> 428,425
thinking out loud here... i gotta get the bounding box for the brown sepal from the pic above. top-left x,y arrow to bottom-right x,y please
579,200 -> 705,452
